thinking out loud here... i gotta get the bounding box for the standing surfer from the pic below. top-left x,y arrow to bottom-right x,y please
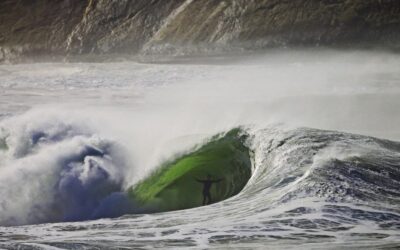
195,174 -> 223,205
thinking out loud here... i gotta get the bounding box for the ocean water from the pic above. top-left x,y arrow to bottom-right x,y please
0,50 -> 399,249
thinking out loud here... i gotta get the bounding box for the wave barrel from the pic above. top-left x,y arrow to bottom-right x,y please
128,128 -> 252,212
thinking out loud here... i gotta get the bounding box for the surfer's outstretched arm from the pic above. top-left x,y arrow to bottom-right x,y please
195,178 -> 205,183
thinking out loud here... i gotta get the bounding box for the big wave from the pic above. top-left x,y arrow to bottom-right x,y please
1,109 -> 399,231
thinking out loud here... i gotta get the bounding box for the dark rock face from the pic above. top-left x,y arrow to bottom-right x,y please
1,0 -> 400,62
0,0 -> 86,62
65,0 -> 185,54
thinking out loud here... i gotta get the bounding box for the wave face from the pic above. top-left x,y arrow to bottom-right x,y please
249,127 -> 400,209
0,51 -> 400,248
129,128 -> 252,212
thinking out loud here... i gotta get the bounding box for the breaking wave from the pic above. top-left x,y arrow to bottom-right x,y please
0,110 -> 399,231
1,51 -> 400,248
0,112 -> 131,226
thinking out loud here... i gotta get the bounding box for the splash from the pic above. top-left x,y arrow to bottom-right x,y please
0,112 -> 130,226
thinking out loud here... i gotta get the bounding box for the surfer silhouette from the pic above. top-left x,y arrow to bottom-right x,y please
195,174 -> 222,205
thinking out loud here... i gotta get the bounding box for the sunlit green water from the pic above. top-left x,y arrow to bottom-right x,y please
128,128 -> 252,212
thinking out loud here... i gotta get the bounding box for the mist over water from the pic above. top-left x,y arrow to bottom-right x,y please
2,50 -> 400,138
0,50 -> 399,248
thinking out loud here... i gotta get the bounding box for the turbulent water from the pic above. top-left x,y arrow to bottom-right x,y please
0,50 -> 400,249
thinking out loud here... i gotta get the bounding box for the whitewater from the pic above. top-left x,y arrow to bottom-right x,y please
0,50 -> 399,249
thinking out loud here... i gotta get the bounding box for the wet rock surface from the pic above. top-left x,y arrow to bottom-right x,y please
1,0 -> 400,62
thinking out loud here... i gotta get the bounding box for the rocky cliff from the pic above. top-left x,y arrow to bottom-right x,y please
1,0 -> 400,62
